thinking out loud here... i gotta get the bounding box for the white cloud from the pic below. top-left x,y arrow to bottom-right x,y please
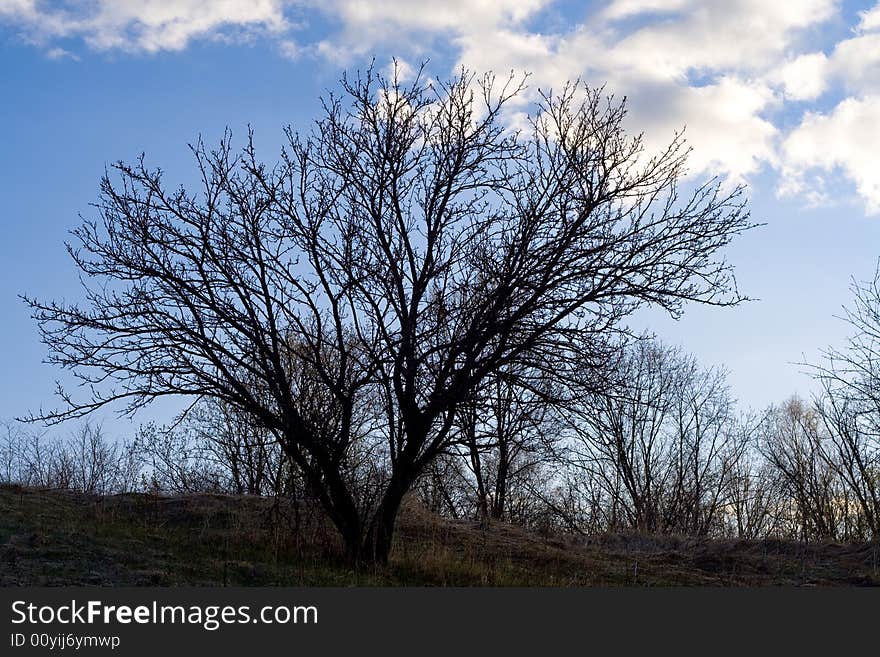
308,0 -> 550,62
782,96 -> 880,214
453,1 -> 820,181
829,32 -> 880,93
321,0 -> 546,34
600,0 -> 837,82
45,46 -> 78,61
775,53 -> 830,101
601,0 -> 691,21
0,0 -> 289,53
773,3 -> 880,211
4,0 -> 880,213
636,77 -> 779,182
278,38 -> 301,60
858,3 -> 880,32
386,58 -> 416,82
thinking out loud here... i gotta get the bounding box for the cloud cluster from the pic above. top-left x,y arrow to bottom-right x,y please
783,97 -> 880,214
773,4 -> 880,213
2,0 -> 879,213
448,0 -> 838,184
0,0 -> 288,52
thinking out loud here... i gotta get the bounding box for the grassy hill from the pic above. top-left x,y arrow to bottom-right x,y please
1,484 -> 878,586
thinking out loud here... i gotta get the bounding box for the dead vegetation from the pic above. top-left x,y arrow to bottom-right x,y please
1,484 -> 877,586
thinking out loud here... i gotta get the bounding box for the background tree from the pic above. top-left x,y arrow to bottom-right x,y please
812,389 -> 880,539
806,267 -> 880,539
451,365 -> 562,523
564,339 -> 747,535
725,452 -> 783,539
24,64 -> 753,565
756,398 -> 841,540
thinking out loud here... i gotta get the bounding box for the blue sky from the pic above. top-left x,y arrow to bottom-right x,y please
2,0 -> 880,432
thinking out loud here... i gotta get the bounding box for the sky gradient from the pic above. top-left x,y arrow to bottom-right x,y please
2,0 -> 880,432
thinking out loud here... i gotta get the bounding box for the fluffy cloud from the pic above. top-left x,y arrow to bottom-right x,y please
859,3 -> 880,31
782,97 -> 880,214
308,0 -> 549,62
320,0 -> 546,34
599,0 -> 836,81
3,0 -> 880,213
830,32 -> 880,93
772,2 -> 880,212
631,77 -> 779,182
600,0 -> 691,20
452,1 -> 824,181
774,53 -> 830,101
0,0 -> 289,52
376,0 -> 878,208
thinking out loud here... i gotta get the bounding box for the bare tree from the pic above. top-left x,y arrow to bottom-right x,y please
812,389 -> 880,539
452,365 -> 562,522
1,421 -> 28,484
725,451 -> 783,539
67,423 -> 139,494
24,64 -> 752,564
414,452 -> 471,519
565,339 -> 747,535
806,267 -> 880,539
664,360 -> 749,535
187,399 -> 299,497
1,421 -> 139,494
567,340 -> 677,532
133,422 -> 224,494
757,398 -> 842,540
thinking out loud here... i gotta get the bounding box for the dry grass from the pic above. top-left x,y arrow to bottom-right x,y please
1,484 -> 878,586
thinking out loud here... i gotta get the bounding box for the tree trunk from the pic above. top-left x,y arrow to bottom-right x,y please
358,470 -> 416,566
491,439 -> 509,520
360,513 -> 394,566
359,498 -> 401,566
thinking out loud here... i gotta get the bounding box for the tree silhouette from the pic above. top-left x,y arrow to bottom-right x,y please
25,64 -> 753,564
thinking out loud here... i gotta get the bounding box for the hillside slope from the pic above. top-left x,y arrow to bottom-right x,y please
1,485 -> 878,586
